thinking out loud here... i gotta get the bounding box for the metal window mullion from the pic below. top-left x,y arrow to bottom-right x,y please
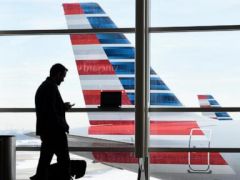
0,28 -> 135,36
15,146 -> 240,153
2,107 -> 240,112
144,0 -> 151,179
2,24 -> 240,36
150,25 -> 240,33
135,0 -> 146,158
144,0 -> 150,158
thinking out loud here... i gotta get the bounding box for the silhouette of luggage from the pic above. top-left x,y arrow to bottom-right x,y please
30,160 -> 87,180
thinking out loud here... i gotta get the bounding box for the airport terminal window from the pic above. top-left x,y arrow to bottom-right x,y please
1,0 -> 240,180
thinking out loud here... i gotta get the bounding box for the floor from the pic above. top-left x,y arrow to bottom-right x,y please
16,151 -> 139,180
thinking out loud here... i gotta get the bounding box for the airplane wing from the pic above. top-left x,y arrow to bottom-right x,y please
198,95 -> 233,120
25,132 -> 137,172
26,132 -> 134,149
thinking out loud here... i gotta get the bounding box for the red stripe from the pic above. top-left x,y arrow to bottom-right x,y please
92,152 -> 227,165
70,34 -> 100,45
198,95 -> 207,99
62,3 -> 84,15
88,122 -> 204,135
76,60 -> 115,75
83,90 -> 132,105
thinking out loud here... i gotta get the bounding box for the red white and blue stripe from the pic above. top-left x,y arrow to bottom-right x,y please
198,95 -> 233,120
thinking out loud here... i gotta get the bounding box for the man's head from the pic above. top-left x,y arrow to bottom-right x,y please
50,63 -> 68,86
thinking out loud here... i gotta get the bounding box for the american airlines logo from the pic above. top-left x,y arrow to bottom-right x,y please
77,63 -> 117,74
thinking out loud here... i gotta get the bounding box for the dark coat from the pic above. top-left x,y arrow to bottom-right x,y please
35,77 -> 69,136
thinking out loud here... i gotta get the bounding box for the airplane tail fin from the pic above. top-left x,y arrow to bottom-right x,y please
63,3 -> 183,125
198,95 -> 233,120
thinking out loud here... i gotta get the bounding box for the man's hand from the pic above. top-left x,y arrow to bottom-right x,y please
65,102 -> 75,111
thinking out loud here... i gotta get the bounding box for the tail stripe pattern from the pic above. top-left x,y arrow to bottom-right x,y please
198,95 -> 233,120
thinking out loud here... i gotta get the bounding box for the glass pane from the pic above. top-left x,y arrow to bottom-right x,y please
1,0 -> 134,30
0,34 -> 135,108
0,33 -> 136,143
150,32 -> 240,110
151,0 -> 240,27
149,32 -> 240,173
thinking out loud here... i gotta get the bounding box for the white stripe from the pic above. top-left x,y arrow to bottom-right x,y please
124,90 -> 173,93
117,75 -> 135,77
109,59 -> 135,62
67,19 -> 91,25
149,112 -> 205,121
73,45 -> 108,60
101,44 -> 134,47
125,90 -> 135,93
74,54 -> 107,60
199,99 -> 210,106
80,75 -> 123,90
65,15 -> 92,29
88,112 -> 134,121
68,24 -> 92,29
150,90 -> 173,93
87,112 -> 203,121
202,112 -> 216,118
65,14 -> 87,20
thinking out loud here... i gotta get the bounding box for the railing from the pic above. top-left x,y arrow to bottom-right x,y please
1,25 -> 240,36
15,146 -> 240,153
1,107 -> 240,112
1,107 -> 240,153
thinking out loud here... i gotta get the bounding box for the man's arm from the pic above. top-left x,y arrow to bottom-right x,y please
45,84 -> 69,133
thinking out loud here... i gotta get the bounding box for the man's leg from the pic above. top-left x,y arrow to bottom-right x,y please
54,133 -> 71,179
35,136 -> 54,180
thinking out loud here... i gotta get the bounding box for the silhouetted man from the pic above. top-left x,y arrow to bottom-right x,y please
31,63 -> 74,180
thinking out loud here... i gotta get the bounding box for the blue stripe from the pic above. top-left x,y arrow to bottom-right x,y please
96,34 -> 130,44
150,77 -> 170,90
150,93 -> 182,106
215,112 -> 230,117
119,77 -> 170,90
218,118 -> 233,120
111,62 -> 135,74
212,105 -> 221,107
209,100 -> 219,106
119,78 -> 134,89
126,93 -> 135,104
80,3 -> 105,14
88,17 -> 117,28
206,95 -> 214,99
103,47 -> 135,59
126,93 -> 182,106
150,68 -> 157,75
